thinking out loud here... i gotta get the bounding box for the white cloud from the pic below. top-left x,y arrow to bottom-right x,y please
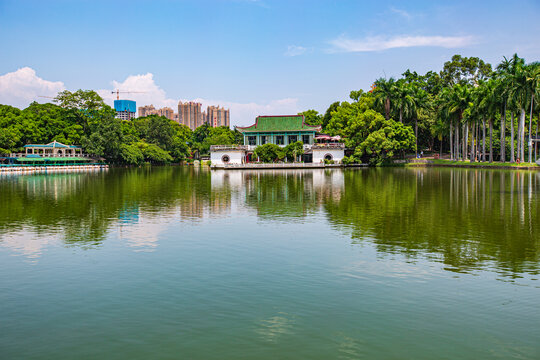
97,73 -> 178,109
0,67 -> 65,108
389,7 -> 412,20
328,35 -> 475,52
284,45 -> 307,57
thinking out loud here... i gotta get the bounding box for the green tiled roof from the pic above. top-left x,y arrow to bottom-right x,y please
237,115 -> 321,133
23,141 -> 81,148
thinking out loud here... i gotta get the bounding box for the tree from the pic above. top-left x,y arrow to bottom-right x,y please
447,84 -> 472,161
322,101 -> 340,131
253,144 -> 284,163
81,114 -> 123,161
440,54 -> 492,86
373,77 -> 396,120
137,142 -> 173,164
329,97 -> 415,164
283,141 -> 304,162
53,90 -> 107,111
298,110 -> 322,126
120,143 -> 144,165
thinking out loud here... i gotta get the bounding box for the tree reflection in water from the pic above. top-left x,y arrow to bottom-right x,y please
0,167 -> 538,277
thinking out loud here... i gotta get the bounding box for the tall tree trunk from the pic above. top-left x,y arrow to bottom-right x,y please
415,117 -> 418,158
529,94 -> 534,163
385,98 -> 390,120
482,117 -> 486,162
463,123 -> 468,162
470,122 -> 475,161
520,108 -> 526,163
489,119 -> 493,163
517,109 -> 522,161
510,111 -> 515,162
450,121 -> 453,160
501,101 -> 506,161
399,107 -> 403,123
455,121 -> 460,160
535,112 -> 539,162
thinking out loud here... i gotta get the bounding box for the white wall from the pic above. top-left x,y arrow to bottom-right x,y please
312,148 -> 344,164
210,150 -> 244,165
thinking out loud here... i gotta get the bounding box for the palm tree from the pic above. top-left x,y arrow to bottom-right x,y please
373,77 -> 396,120
526,62 -> 540,162
509,62 -> 529,162
437,88 -> 454,159
498,54 -> 526,162
392,80 -> 415,123
409,85 -> 429,158
448,84 -> 472,161
478,79 -> 500,163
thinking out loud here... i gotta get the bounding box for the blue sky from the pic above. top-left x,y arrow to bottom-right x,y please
1,0 -> 539,125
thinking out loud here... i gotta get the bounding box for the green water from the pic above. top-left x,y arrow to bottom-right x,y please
1,167 -> 539,359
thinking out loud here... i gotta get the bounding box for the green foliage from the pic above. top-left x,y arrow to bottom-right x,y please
283,141 -> 304,161
137,142 -> 173,164
253,143 -> 284,163
322,101 -> 341,131
191,125 -> 239,155
298,109 -> 322,126
54,90 -> 107,110
0,91 -> 192,165
440,54 -> 492,86
328,96 -> 416,163
341,156 -> 354,165
120,143 -> 144,165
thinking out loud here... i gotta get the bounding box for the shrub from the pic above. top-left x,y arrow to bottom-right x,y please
253,144 -> 285,163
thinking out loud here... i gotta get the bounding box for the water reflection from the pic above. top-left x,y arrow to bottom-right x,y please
323,168 -> 540,277
0,167 -> 538,277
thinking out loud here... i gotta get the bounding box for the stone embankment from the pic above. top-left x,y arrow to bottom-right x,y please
0,164 -> 108,175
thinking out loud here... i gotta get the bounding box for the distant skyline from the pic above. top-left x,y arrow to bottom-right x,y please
1,0 -> 539,125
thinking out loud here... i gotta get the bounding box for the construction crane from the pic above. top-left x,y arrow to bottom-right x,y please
111,89 -> 146,100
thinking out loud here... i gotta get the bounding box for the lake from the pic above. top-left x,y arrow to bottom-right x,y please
1,167 -> 539,359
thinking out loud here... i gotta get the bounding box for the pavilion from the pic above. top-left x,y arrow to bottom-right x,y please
210,115 -> 345,165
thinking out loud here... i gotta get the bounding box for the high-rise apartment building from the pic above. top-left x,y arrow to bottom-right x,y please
138,104 -> 156,118
178,101 -> 203,130
207,106 -> 230,128
138,102 -> 230,129
157,107 -> 174,120
138,105 -> 175,120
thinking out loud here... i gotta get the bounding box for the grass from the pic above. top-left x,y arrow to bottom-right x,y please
416,159 -> 539,168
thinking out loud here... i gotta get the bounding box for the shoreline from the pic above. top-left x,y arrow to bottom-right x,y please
404,159 -> 540,171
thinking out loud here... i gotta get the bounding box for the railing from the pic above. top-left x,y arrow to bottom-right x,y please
210,143 -> 345,152
312,143 -> 345,149
209,145 -> 249,151
10,153 -> 91,158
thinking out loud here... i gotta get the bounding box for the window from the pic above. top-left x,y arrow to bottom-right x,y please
302,135 -> 310,144
248,136 -> 257,146
324,153 -> 333,161
288,135 -> 298,144
221,155 -> 230,163
276,136 -> 284,145
261,136 -> 267,145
